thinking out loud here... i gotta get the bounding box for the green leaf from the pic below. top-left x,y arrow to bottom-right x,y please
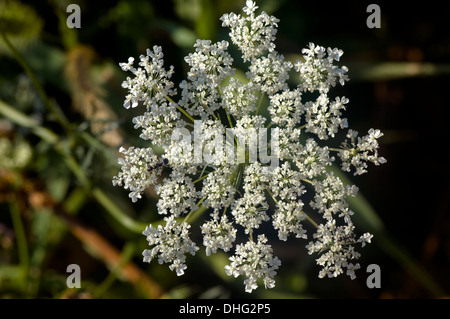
92,188 -> 149,233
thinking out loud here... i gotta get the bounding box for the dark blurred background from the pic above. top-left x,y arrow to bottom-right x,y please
0,0 -> 449,299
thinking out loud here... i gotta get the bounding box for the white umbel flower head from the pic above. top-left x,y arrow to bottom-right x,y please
113,0 -> 386,292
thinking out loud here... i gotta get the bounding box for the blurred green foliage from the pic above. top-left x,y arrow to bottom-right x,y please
0,0 -> 449,299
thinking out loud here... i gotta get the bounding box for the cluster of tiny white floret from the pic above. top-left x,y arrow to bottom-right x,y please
113,0 -> 386,293
155,171 -> 199,217
142,216 -> 199,276
304,94 -> 349,140
294,42 -> 349,93
221,1 -> 279,62
120,46 -> 176,109
338,128 -> 387,175
201,211 -> 237,256
225,234 -> 281,293
222,78 -> 258,118
112,146 -> 159,203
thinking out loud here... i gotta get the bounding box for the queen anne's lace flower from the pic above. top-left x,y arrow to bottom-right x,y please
113,0 -> 386,292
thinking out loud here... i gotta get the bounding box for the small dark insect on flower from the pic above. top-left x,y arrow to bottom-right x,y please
339,233 -> 356,244
147,158 -> 169,173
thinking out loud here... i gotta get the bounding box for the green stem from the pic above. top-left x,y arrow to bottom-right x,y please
229,163 -> 244,189
256,92 -> 265,115
92,188 -> 148,233
328,147 -> 344,152
218,84 -> 239,151
226,110 -> 234,129
222,206 -> 228,218
10,200 -> 29,269
93,242 -> 136,298
178,105 -> 195,123
219,85 -> 235,130
0,100 -> 58,143
183,203 -> 207,224
165,95 -> 196,123
305,215 -> 319,229
193,171 -> 211,184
